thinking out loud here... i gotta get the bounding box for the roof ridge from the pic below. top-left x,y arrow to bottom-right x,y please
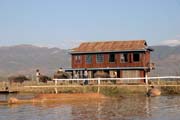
72,40 -> 148,53
81,40 -> 145,44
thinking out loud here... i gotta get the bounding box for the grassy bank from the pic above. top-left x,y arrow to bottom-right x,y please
2,80 -> 180,96
20,86 -> 147,95
19,85 -> 180,96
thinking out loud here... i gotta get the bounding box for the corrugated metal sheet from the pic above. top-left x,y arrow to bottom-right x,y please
72,40 -> 147,53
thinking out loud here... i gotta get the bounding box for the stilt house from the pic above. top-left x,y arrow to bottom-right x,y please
65,40 -> 154,82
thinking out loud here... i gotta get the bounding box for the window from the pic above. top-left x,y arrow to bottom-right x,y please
120,53 -> 128,63
133,53 -> 140,62
75,55 -> 81,64
109,53 -> 115,62
96,54 -> 104,63
86,55 -> 92,64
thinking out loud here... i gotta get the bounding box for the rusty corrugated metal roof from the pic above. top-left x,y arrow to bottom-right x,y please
72,40 -> 148,53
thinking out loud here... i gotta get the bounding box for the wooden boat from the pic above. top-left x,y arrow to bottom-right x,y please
0,90 -> 18,94
8,93 -> 106,104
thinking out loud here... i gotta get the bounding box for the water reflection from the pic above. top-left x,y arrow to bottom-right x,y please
0,94 -> 180,120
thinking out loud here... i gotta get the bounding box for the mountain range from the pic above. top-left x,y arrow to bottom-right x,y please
150,45 -> 180,76
0,44 -> 180,77
0,45 -> 70,77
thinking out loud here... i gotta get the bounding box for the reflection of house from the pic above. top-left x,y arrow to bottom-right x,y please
65,40 -> 154,82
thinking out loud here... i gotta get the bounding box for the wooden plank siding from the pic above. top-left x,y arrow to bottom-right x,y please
120,70 -> 145,77
72,51 -> 150,69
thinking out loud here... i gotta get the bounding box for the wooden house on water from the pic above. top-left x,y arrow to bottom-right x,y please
65,40 -> 154,82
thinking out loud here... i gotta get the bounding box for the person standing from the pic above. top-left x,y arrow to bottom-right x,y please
114,71 -> 117,78
36,69 -> 41,83
58,67 -> 64,72
74,71 -> 79,79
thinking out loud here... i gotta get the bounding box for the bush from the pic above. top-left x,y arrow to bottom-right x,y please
8,75 -> 30,84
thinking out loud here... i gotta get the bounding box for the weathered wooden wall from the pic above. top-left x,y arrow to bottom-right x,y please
72,51 -> 150,69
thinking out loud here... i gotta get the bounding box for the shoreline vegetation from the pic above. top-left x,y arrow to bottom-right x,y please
1,79 -> 180,96
0,80 -> 180,105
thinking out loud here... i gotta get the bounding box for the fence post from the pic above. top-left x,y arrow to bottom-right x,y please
54,79 -> 58,94
54,87 -> 58,94
157,75 -> 160,85
97,78 -> 101,94
55,79 -> 57,86
98,78 -> 101,85
145,72 -> 148,85
145,72 -> 149,92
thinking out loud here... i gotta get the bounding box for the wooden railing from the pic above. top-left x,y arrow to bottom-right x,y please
53,76 -> 180,85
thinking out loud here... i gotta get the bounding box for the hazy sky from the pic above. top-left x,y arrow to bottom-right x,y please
0,0 -> 180,48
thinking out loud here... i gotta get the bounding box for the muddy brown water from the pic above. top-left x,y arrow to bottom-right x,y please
0,93 -> 180,120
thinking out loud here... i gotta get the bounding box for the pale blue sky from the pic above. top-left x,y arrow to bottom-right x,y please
0,0 -> 180,48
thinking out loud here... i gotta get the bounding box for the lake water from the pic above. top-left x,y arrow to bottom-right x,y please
0,94 -> 180,120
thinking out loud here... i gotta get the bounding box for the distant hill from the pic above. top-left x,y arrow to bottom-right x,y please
0,45 -> 70,77
151,45 -> 180,76
0,44 -> 180,77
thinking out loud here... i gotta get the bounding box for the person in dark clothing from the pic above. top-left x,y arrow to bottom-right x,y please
83,69 -> 88,85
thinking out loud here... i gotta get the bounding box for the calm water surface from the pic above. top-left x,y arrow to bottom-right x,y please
0,94 -> 180,120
